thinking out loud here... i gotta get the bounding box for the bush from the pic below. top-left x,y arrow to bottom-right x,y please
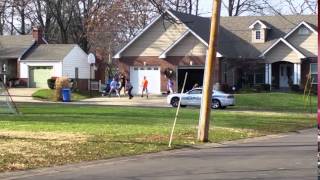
290,85 -> 301,92
47,79 -> 56,89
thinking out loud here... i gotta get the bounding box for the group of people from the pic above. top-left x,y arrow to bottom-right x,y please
104,74 -> 177,99
104,74 -> 150,99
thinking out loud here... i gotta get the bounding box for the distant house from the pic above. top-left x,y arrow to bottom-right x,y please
0,28 -> 93,89
114,10 -> 318,94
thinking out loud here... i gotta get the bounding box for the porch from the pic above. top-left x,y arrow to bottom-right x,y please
265,61 -> 301,90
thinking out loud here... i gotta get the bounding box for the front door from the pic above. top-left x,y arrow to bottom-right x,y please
279,64 -> 292,88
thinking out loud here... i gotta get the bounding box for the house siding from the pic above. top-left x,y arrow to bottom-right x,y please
286,26 -> 318,57
62,46 -> 91,79
19,61 -> 62,79
168,34 -> 207,56
122,19 -> 187,57
264,42 -> 301,64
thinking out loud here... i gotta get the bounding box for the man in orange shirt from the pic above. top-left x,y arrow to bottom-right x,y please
141,76 -> 148,98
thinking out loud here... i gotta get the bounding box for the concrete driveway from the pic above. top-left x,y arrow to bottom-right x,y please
7,88 -> 42,103
77,95 -> 169,107
0,129 -> 316,180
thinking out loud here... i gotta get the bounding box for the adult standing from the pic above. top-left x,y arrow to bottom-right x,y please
118,74 -> 126,96
108,78 -> 120,98
167,79 -> 174,94
141,76 -> 149,98
125,79 -> 133,99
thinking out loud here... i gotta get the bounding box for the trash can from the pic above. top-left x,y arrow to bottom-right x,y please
61,88 -> 71,102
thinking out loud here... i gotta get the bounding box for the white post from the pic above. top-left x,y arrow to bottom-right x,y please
297,63 -> 301,85
265,63 -> 272,85
293,63 -> 301,85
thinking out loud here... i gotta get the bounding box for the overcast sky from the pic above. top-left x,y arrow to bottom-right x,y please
198,0 -> 316,17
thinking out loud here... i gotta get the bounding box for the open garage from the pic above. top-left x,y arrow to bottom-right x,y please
177,67 -> 204,92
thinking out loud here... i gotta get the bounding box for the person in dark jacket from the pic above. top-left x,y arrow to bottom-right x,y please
125,79 -> 133,99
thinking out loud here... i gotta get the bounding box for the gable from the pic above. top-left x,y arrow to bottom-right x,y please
121,17 -> 187,57
167,33 -> 207,57
286,25 -> 318,57
264,41 -> 302,63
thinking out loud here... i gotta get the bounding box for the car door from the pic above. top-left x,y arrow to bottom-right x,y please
186,89 -> 202,106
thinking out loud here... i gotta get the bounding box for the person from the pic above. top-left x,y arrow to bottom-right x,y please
108,78 -> 120,98
141,76 -> 148,98
193,83 -> 199,89
118,74 -> 126,95
167,79 -> 174,95
125,79 -> 133,99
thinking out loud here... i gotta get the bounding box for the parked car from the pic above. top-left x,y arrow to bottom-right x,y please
167,88 -> 235,109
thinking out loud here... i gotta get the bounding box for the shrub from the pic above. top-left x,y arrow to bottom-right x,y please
290,85 -> 301,92
47,79 -> 56,89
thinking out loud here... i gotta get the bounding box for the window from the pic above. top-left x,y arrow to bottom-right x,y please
256,30 -> 261,40
310,63 -> 317,84
188,89 -> 202,94
298,27 -> 310,35
75,67 -> 79,79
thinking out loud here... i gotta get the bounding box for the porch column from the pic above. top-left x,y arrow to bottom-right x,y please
293,63 -> 301,85
265,63 -> 272,85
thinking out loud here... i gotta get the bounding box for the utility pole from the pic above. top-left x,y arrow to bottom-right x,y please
198,0 -> 221,142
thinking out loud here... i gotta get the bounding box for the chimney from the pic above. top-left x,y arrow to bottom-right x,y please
32,27 -> 45,44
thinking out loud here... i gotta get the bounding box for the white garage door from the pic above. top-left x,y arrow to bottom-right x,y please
130,66 -> 161,95
29,66 -> 53,88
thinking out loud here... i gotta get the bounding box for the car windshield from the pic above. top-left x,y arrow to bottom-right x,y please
188,89 -> 202,94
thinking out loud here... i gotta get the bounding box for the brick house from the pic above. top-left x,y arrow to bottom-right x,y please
114,10 -> 318,94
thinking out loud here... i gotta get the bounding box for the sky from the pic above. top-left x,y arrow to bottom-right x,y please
198,0 -> 317,17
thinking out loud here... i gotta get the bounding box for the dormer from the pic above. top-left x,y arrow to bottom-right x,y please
249,20 -> 270,43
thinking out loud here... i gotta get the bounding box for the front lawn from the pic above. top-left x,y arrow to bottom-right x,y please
0,92 -> 317,172
32,89 -> 90,101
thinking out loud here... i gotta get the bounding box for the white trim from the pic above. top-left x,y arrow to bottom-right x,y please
113,14 -> 163,59
259,38 -> 306,58
249,20 -> 270,29
159,30 -> 190,59
166,10 -> 222,57
284,21 -> 318,39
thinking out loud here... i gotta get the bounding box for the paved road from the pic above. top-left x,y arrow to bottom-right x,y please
0,129 -> 317,180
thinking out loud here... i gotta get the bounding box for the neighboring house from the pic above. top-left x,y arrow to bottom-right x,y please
114,10 -> 318,94
0,28 -> 93,89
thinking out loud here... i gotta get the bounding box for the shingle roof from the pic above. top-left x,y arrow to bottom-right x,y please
0,35 -> 34,59
22,44 -> 76,61
169,10 -> 318,59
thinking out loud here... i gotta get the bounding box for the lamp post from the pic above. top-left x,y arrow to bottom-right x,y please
88,53 -> 96,97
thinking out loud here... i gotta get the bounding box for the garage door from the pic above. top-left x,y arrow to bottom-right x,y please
29,66 -> 53,88
130,66 -> 161,95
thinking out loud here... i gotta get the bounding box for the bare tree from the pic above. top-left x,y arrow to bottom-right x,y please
262,0 -> 318,15
222,0 -> 268,16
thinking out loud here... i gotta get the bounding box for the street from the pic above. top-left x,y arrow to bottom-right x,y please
0,129 -> 317,180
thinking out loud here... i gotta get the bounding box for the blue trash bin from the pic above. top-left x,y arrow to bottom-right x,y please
62,88 -> 71,102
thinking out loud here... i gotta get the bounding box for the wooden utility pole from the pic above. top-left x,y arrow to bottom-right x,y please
198,0 -> 221,142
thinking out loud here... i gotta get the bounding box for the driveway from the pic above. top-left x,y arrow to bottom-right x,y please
0,129 -> 316,180
7,88 -> 42,103
77,95 -> 169,107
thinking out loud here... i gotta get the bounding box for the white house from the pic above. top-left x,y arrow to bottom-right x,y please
0,28 -> 94,90
20,44 -> 92,88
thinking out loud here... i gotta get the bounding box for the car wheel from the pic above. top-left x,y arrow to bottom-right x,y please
211,99 -> 221,109
171,97 -> 180,107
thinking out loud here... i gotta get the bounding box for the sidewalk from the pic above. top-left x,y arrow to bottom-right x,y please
0,129 -> 316,180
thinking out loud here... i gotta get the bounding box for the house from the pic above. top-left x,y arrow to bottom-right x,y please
114,10 -> 318,94
0,28 -> 93,90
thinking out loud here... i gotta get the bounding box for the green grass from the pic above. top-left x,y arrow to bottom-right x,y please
32,89 -> 90,101
233,92 -> 317,112
0,92 -> 317,172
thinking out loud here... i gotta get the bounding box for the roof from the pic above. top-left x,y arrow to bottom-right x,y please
0,35 -> 35,59
260,38 -> 306,58
167,10 -> 318,59
22,44 -> 77,61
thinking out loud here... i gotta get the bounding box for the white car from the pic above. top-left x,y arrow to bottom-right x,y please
167,88 -> 235,109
